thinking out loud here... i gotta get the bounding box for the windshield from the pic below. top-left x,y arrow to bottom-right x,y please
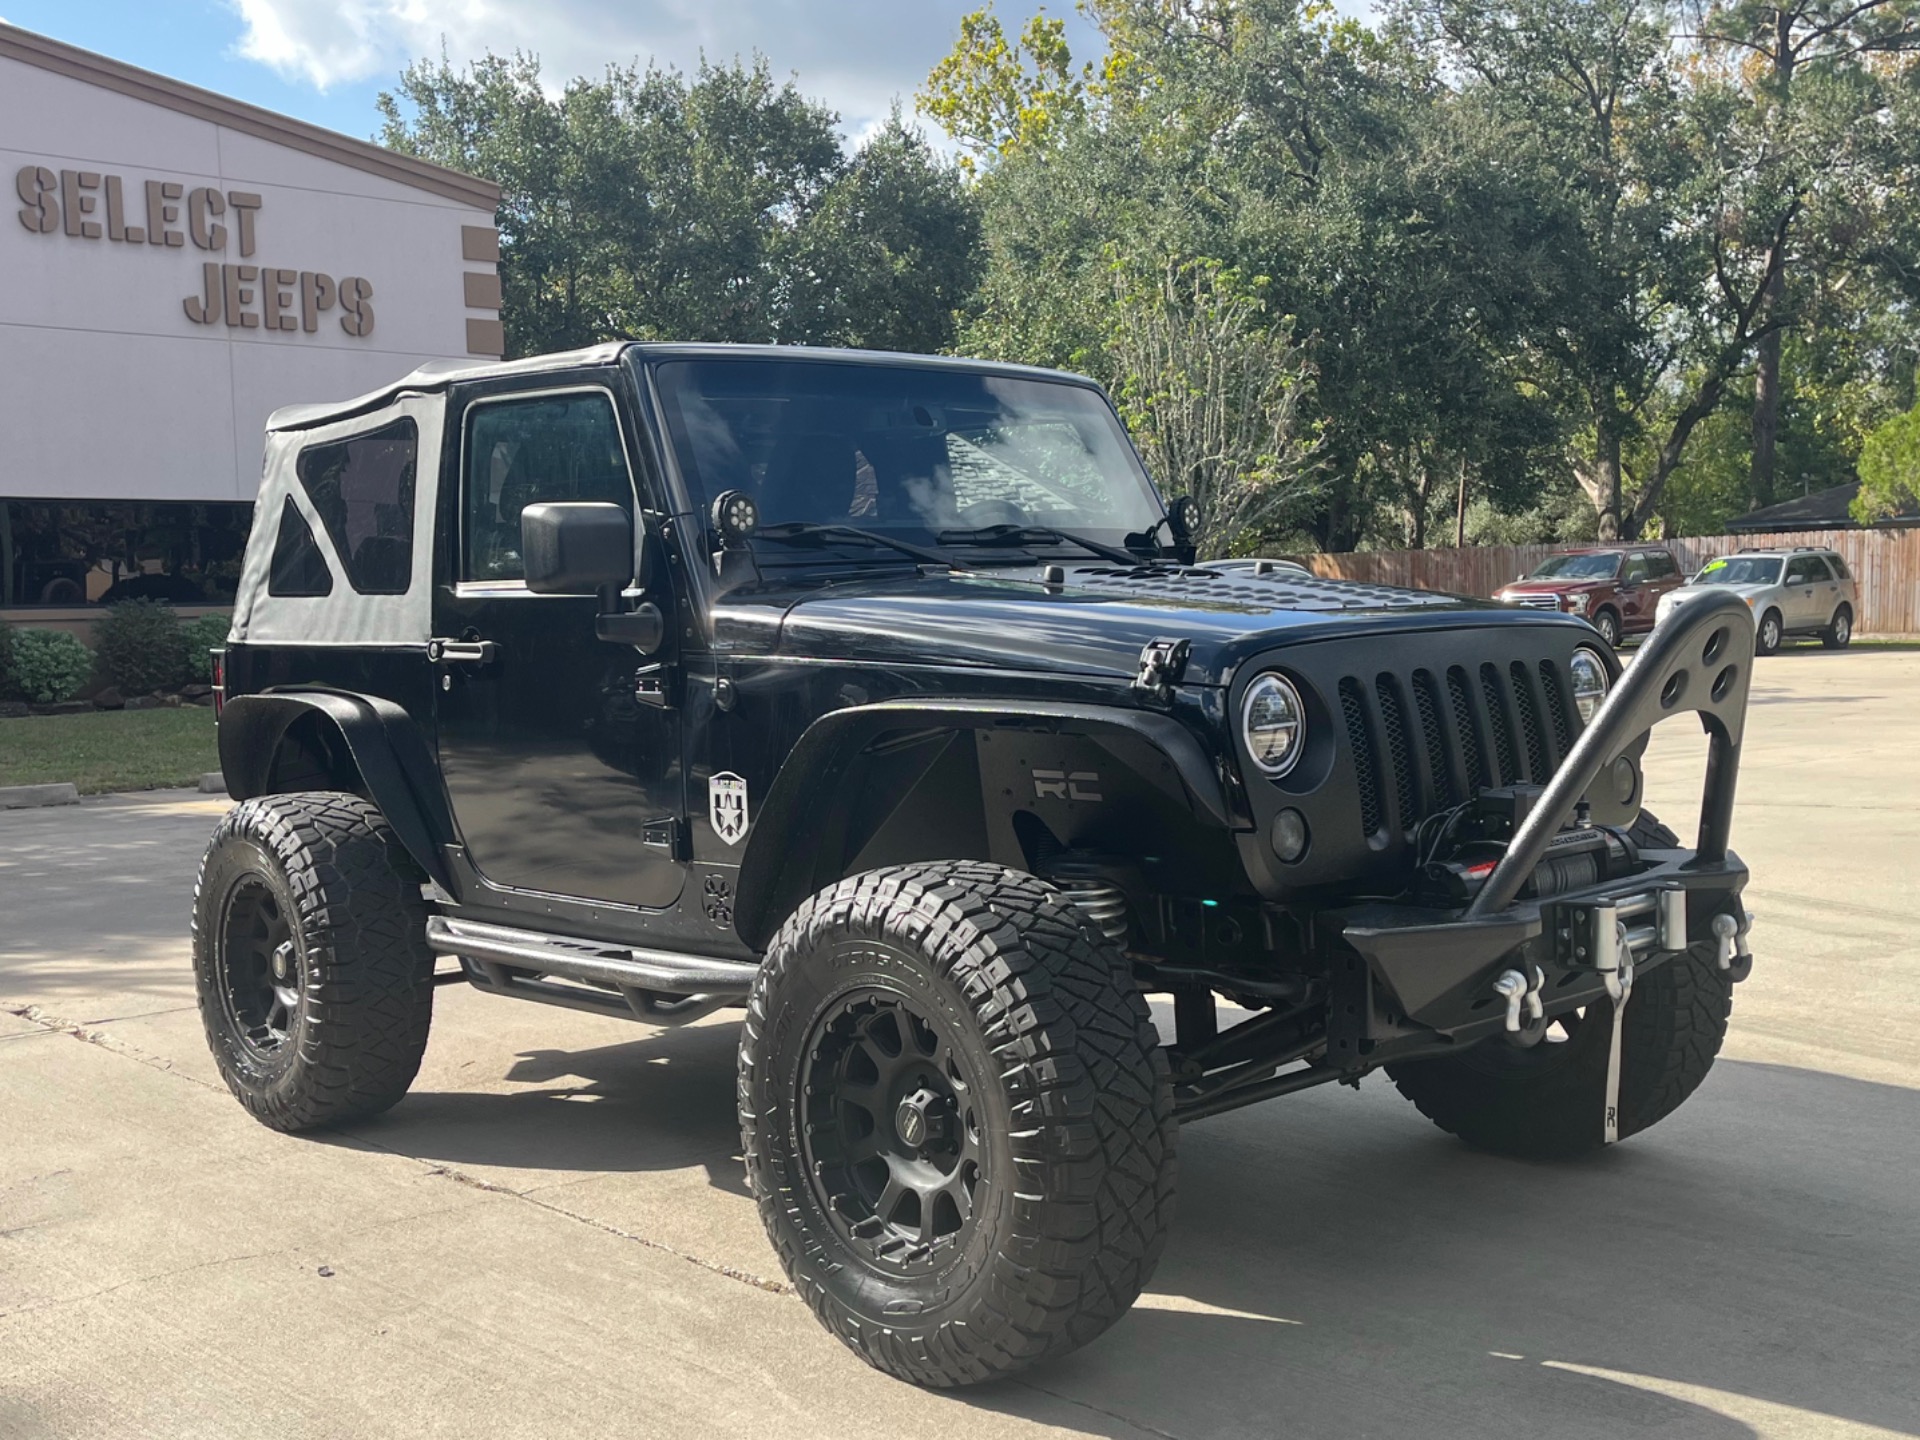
649,358 -> 1164,557
1693,556 -> 1781,586
1529,553 -> 1621,580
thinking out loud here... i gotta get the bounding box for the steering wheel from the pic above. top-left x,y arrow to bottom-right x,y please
957,499 -> 1027,528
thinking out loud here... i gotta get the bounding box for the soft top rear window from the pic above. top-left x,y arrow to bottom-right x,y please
296,418 -> 418,595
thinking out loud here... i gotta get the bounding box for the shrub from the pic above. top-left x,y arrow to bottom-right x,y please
181,614 -> 233,684
0,622 -> 14,698
93,599 -> 192,694
10,629 -> 93,704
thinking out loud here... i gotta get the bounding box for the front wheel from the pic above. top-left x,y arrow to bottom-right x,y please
1823,605 -> 1853,649
1756,608 -> 1784,655
1591,607 -> 1622,648
191,792 -> 435,1132
738,862 -> 1176,1386
1385,814 -> 1732,1159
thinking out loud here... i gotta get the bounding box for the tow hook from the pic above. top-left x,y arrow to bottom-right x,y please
1493,966 -> 1547,1046
1712,911 -> 1754,981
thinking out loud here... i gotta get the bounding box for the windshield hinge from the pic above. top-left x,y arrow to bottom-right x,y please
1133,638 -> 1191,707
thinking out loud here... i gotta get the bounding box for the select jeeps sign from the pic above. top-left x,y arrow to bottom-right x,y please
15,164 -> 376,338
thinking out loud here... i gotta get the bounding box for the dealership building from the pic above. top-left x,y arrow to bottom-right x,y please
0,22 -> 501,620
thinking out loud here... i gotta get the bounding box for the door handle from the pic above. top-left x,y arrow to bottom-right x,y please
428,638 -> 497,664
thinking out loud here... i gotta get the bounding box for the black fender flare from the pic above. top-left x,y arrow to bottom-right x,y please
218,690 -> 457,894
733,698 -> 1234,951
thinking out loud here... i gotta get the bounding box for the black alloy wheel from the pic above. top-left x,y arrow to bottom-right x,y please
801,990 -> 985,1274
215,875 -> 304,1064
192,792 -> 435,1131
740,861 -> 1175,1387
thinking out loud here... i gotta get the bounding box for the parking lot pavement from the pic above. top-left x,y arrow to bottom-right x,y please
4,650 -> 1918,1440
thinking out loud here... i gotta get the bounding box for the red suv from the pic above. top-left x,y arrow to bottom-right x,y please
1494,546 -> 1684,647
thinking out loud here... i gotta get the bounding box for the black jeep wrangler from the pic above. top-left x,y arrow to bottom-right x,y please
195,343 -> 1757,1386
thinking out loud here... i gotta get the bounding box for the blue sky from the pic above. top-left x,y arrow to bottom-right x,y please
0,0 -> 1116,149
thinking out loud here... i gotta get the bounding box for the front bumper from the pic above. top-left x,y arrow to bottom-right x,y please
1328,591 -> 1758,1060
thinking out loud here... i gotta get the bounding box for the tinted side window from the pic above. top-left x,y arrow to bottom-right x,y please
1827,555 -> 1850,580
463,392 -> 633,582
1647,552 -> 1679,579
295,419 -> 418,595
1786,556 -> 1828,584
1622,555 -> 1649,584
267,496 -> 333,597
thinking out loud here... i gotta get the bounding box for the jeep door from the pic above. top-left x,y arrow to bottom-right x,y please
432,378 -> 686,908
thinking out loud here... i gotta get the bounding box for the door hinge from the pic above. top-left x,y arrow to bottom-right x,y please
634,664 -> 678,709
641,817 -> 689,859
1133,637 -> 1191,707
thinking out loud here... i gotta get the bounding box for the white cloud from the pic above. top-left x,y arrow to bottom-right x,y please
229,0 -> 1106,137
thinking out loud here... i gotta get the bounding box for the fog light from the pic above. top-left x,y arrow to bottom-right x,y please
1272,808 -> 1310,863
1611,756 -> 1638,806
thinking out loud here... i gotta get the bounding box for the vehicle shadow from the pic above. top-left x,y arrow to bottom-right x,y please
338,1019 -> 750,1191
972,1057 -> 1920,1439
346,1027 -> 1920,1440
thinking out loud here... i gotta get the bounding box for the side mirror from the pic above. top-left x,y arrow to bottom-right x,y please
520,502 -> 663,654
521,502 -> 633,595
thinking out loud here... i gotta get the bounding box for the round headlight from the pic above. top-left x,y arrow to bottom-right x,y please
1570,647 -> 1610,724
1242,674 -> 1306,777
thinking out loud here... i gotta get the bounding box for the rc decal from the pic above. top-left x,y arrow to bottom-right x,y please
710,772 -> 750,845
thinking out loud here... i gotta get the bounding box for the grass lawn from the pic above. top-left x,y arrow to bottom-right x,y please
0,707 -> 219,794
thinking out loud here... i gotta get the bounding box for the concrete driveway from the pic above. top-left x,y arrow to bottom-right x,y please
3,649 -> 1918,1439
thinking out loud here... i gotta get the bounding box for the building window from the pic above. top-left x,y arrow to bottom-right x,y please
463,393 -> 633,582
267,497 -> 334,597
0,500 -> 254,608
296,419 -> 418,595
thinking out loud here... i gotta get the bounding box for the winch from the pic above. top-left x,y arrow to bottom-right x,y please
1415,784 -> 1640,907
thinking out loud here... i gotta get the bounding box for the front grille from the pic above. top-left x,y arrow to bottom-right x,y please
1509,594 -> 1560,610
1482,663 -> 1519,784
1339,654 -> 1578,840
1375,675 -> 1418,837
1339,678 -> 1384,839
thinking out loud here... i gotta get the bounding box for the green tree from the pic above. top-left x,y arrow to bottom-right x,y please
1682,0 -> 1920,510
380,55 -> 977,355
1107,261 -> 1322,557
919,6 -> 1092,170
1854,400 -> 1920,521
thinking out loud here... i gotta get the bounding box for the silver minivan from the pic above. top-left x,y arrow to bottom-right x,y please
1655,547 -> 1858,654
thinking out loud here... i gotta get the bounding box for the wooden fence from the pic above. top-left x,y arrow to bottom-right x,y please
1296,528 -> 1920,636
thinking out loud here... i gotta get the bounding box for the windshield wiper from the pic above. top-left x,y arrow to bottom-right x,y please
753,522 -> 956,569
936,524 -> 1155,568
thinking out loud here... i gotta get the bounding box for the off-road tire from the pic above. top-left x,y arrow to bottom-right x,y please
192,792 -> 434,1132
1385,814 -> 1732,1159
1756,607 -> 1784,655
1822,604 -> 1853,649
738,862 -> 1176,1387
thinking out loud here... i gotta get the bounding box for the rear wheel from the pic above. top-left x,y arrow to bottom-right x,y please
1385,814 -> 1733,1159
1822,604 -> 1853,649
1756,608 -> 1783,655
192,792 -> 434,1131
739,862 -> 1176,1386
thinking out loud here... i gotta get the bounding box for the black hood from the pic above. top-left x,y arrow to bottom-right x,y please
714,563 -> 1581,685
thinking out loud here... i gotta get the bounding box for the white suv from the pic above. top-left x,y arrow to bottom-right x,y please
1656,547 -> 1858,655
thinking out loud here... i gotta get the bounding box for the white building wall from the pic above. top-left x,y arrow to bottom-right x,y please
0,47 -> 497,503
